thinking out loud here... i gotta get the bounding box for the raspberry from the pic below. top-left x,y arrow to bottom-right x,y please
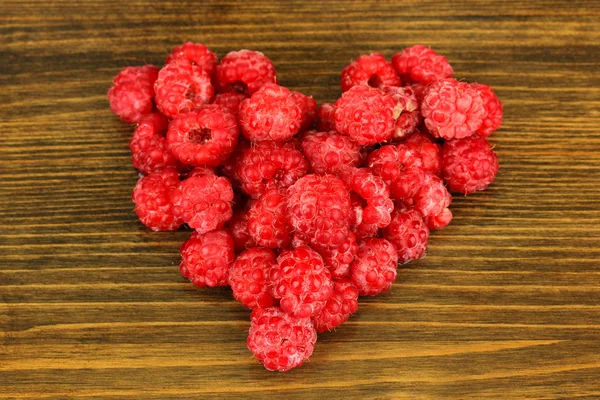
383,207 -> 429,263
154,63 -> 214,118
165,42 -> 218,76
343,168 -> 394,228
166,106 -> 238,166
367,144 -> 425,201
424,207 -> 453,230
316,103 -> 336,132
312,279 -> 359,332
215,50 -> 276,95
247,307 -> 317,372
132,169 -> 182,231
472,83 -> 503,138
442,135 -> 499,194
413,174 -> 452,218
212,92 -> 248,115
238,83 -> 303,142
286,175 -> 352,250
227,200 -> 257,252
180,229 -> 234,287
229,248 -> 277,309
410,82 -> 428,104
271,246 -> 333,318
350,238 -> 398,296
170,173 -> 234,234
291,91 -> 317,131
334,85 -> 397,145
234,140 -> 308,199
107,65 -> 158,124
391,45 -> 453,85
340,53 -> 401,92
353,221 -> 380,241
135,112 -> 169,136
402,131 -> 443,176
247,189 -> 291,248
319,231 -> 358,279
382,86 -> 421,140
421,78 -> 486,139
185,166 -> 215,179
300,131 -> 363,175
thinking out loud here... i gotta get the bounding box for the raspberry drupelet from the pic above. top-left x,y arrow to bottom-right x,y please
300,131 -> 363,175
319,231 -> 358,279
107,65 -> 159,124
270,246 -> 334,318
340,53 -> 401,92
132,169 -> 182,231
180,229 -> 234,287
154,63 -> 214,118
291,91 -> 317,131
228,247 -> 277,309
247,189 -> 291,249
170,172 -> 234,234
425,207 -> 453,230
247,307 -> 317,372
165,42 -> 217,75
472,83 -> 503,138
383,207 -> 429,263
166,105 -> 238,167
350,238 -> 398,296
316,103 -> 336,131
312,278 -> 359,332
215,49 -> 277,95
391,45 -> 453,85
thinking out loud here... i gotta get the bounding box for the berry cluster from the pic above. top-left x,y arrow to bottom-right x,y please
109,43 -> 502,372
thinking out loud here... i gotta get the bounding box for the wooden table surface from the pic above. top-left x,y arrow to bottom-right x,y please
2,1 -> 600,398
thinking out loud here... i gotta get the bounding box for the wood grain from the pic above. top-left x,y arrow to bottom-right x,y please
1,0 -> 599,398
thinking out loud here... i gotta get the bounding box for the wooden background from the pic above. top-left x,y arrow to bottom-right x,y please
1,0 -> 599,398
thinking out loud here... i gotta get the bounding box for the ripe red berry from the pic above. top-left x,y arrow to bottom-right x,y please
154,63 -> 214,118
383,207 -> 429,263
229,247 -> 277,309
340,53 -> 401,92
344,168 -> 394,228
425,207 -> 453,230
472,83 -> 503,138
212,92 -> 248,115
227,203 -> 256,253
247,189 -> 291,249
132,169 -> 182,231
312,278 -> 359,332
368,144 -> 426,201
300,131 -> 363,175
291,91 -> 317,131
382,85 -> 421,140
108,65 -> 158,124
402,130 -> 443,176
391,45 -> 453,85
215,49 -> 277,95
180,229 -> 234,287
350,238 -> 398,296
319,231 -> 358,279
316,103 -> 336,131
165,42 -> 218,76
412,174 -> 452,219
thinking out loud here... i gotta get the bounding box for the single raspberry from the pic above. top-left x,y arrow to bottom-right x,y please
107,65 -> 158,124
316,103 -> 336,131
170,173 -> 234,234
134,112 -> 169,136
291,91 -> 317,131
312,278 -> 359,332
413,174 -> 452,218
185,166 -> 215,179
403,131 -> 443,176
238,83 -> 303,142
129,114 -> 184,174
234,140 -> 308,199
319,231 -> 358,279
343,168 -> 394,228
215,50 -> 276,95
180,229 -> 234,287
247,307 -> 317,372
367,144 -> 425,201
391,45 -> 453,85
442,135 -> 499,194
247,189 -> 291,249
472,83 -> 503,138
424,207 -> 453,230
353,221 -> 380,240
166,106 -> 238,166
300,131 -> 363,175
154,63 -> 214,118
212,92 -> 248,115
229,248 -> 277,309
350,238 -> 398,296
421,78 -> 486,139
286,175 -> 352,250
383,207 -> 429,263
227,200 -> 257,252
165,42 -> 218,76
340,53 -> 401,92
382,86 -> 421,139
271,246 -> 333,318
334,85 -> 397,145
132,169 -> 182,231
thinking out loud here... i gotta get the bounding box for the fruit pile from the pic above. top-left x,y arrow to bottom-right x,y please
108,43 -> 501,372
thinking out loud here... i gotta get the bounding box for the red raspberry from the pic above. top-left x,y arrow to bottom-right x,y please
154,63 -> 214,118
107,65 -> 158,124
300,131 -> 363,175
348,192 -> 364,230
442,135 -> 499,194
413,174 -> 452,218
291,91 -> 317,131
425,207 -> 453,230
368,144 -> 426,201
312,278 -> 359,332
403,130 -> 443,176
319,231 -> 358,279
343,168 -> 394,228
316,103 -> 336,132
170,173 -> 234,234
410,82 -> 428,104
383,207 -> 429,263
238,83 -> 303,142
132,169 -> 182,231
286,175 -> 352,250
391,45 -> 453,85
180,229 -> 234,287
227,200 -> 257,252
212,92 -> 248,115
215,50 -> 276,95
472,83 -> 503,138
350,238 -> 398,296
421,78 -> 486,139
166,106 -> 238,167
185,166 -> 215,179
271,246 -> 333,318
247,189 -> 291,249
340,53 -> 401,92
234,140 -> 308,199
247,307 -> 317,372
165,42 -> 218,76
334,85 -> 397,145
229,248 -> 277,309
353,221 -> 380,241
382,86 -> 421,139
